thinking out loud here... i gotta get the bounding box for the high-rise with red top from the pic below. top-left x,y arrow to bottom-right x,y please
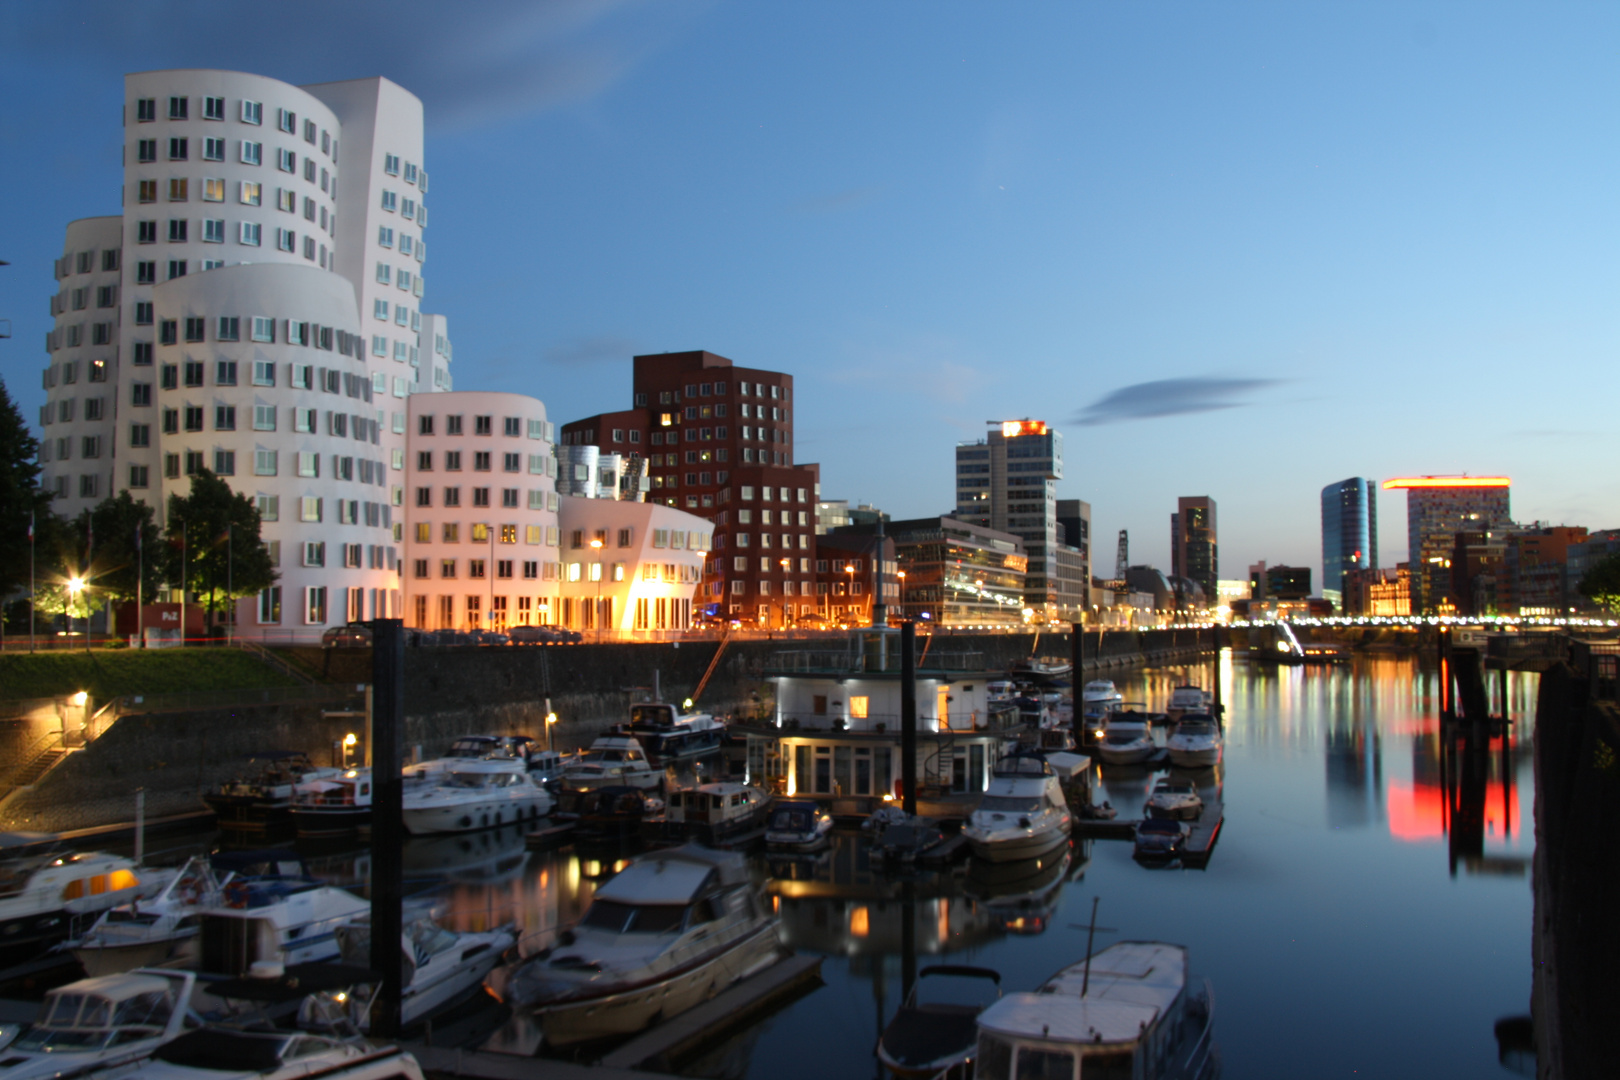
561,350 -> 821,628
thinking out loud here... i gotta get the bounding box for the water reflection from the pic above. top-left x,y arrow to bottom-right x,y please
177,653 -> 1532,1079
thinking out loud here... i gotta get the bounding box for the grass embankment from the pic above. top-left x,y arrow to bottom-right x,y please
0,648 -> 302,702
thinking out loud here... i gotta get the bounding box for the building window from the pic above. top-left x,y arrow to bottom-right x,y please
214,450 -> 236,475
240,141 -> 262,165
305,586 -> 328,625
168,219 -> 188,243
168,137 -> 188,161
254,449 -> 277,476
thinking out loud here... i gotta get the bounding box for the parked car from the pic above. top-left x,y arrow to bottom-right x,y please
321,623 -> 372,648
509,625 -> 582,645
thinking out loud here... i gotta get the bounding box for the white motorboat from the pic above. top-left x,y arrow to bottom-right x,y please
289,769 -> 372,838
503,844 -> 782,1047
69,855 -> 221,976
972,941 -> 1215,1080
195,861 -> 369,976
327,916 -> 517,1029
559,736 -> 662,791
1167,714 -> 1223,768
962,755 -> 1072,863
0,968 -> 196,1080
986,680 -> 1018,706
405,735 -> 538,780
763,799 -> 835,852
1081,679 -> 1123,713
657,783 -> 771,845
617,703 -> 726,764
526,749 -> 571,784
121,1028 -> 425,1080
1146,780 -> 1203,820
0,846 -> 170,965
402,759 -> 552,835
1166,685 -> 1212,719
1095,713 -> 1157,765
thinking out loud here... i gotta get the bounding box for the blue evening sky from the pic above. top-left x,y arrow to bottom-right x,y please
2,1 -> 1616,585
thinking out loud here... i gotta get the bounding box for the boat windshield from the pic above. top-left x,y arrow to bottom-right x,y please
977,796 -> 1041,814
580,900 -> 689,935
1103,732 -> 1145,745
1176,721 -> 1215,736
447,772 -> 495,788
770,808 -> 814,831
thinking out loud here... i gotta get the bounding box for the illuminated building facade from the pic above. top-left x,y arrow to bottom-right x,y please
1321,477 -> 1378,607
1384,477 -> 1511,614
559,351 -> 822,627
954,420 -> 1070,619
833,516 -> 1027,627
1170,496 -> 1218,609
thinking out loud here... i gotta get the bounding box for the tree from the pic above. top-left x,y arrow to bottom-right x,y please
163,469 -> 277,631
79,492 -> 165,606
1577,550 -> 1620,617
0,378 -> 59,600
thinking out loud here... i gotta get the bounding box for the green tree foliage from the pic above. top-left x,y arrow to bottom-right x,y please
1577,550 -> 1620,617
0,379 -> 59,600
80,491 -> 165,605
163,469 -> 278,628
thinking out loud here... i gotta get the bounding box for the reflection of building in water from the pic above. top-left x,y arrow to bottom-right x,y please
1324,721 -> 1382,829
767,835 -> 998,958
437,847 -> 618,957
1389,724 -> 1526,877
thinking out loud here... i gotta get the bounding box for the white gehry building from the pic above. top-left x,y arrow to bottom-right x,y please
37,69 -> 454,638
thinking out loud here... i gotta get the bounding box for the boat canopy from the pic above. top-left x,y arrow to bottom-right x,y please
154,1029 -> 295,1072
979,992 -> 1159,1046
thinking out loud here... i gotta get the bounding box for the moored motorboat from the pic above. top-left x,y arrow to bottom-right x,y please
616,703 -> 725,764
502,844 -> 782,1047
764,799 -> 835,853
1081,679 -> 1123,714
961,754 -> 1071,863
1146,780 -> 1203,820
1095,713 -> 1156,765
971,941 -> 1215,1079
120,1027 -> 425,1080
655,783 -> 770,845
290,769 -> 373,838
1166,685 -> 1212,720
401,759 -> 553,835
328,915 -> 517,1028
204,752 -> 342,831
405,735 -> 537,781
0,845 -> 169,966
195,853 -> 369,975
1167,714 -> 1223,768
0,968 -> 196,1080
556,785 -> 665,839
69,855 -> 220,976
1134,817 -> 1191,859
559,736 -> 662,791
877,965 -> 1002,1080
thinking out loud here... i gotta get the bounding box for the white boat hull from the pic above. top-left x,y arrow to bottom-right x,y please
1167,745 -> 1221,767
72,933 -> 199,978
964,825 -> 1070,863
402,795 -> 550,835
534,923 -> 781,1047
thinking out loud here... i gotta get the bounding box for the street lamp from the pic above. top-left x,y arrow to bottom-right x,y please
845,564 -> 855,626
897,570 -> 906,624
780,558 -> 791,628
67,575 -> 86,651
589,538 -> 604,643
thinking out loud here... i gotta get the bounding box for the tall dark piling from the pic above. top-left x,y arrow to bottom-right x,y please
369,619 -> 405,1037
901,620 -> 917,817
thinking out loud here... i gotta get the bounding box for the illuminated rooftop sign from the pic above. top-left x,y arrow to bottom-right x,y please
998,420 -> 1048,438
1382,477 -> 1510,490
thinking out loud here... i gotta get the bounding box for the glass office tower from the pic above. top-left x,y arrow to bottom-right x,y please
1322,478 -> 1378,605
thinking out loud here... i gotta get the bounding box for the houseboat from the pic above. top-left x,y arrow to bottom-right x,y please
616,703 -> 725,763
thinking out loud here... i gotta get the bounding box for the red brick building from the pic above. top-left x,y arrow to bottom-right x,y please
560,351 -> 823,627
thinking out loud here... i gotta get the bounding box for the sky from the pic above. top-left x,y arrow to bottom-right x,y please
2,1 -> 1617,587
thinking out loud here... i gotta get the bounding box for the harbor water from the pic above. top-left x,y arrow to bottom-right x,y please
148,652 -> 1534,1078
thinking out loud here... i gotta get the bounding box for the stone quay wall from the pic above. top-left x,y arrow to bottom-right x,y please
3,628 -> 1210,834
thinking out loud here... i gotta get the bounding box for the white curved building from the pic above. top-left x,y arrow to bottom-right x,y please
38,68 -> 454,639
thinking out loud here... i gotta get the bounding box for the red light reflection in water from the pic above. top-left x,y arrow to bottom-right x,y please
1387,735 -> 1521,843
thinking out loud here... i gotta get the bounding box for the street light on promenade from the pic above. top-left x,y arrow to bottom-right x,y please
590,538 -> 604,643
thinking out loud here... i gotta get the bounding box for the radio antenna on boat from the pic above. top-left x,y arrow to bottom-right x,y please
1071,898 -> 1117,998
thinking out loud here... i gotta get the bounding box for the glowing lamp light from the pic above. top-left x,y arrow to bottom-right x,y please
545,712 -> 558,726
72,691 -> 88,707
343,733 -> 358,748
682,698 -> 694,710
1382,476 -> 1510,489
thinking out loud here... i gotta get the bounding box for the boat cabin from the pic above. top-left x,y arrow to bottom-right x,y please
666,784 -> 767,827
18,970 -> 191,1053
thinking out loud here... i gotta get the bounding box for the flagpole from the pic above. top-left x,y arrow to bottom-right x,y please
227,522 -> 233,647
28,512 -> 34,654
136,521 -> 144,650
181,522 -> 187,646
